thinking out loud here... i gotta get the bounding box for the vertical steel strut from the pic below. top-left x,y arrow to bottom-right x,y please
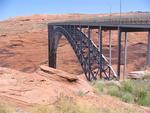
147,30 -> 150,67
109,30 -> 112,66
98,26 -> 103,77
48,25 -> 56,68
88,26 -> 91,80
124,32 -> 128,80
117,27 -> 122,80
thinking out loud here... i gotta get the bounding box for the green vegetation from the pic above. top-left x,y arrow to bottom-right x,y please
1,78 -> 150,113
92,81 -> 104,93
29,105 -> 53,113
121,80 -> 133,93
144,72 -> 150,80
55,94 -> 78,113
92,79 -> 150,107
0,104 -> 15,113
77,90 -> 85,97
138,94 -> 150,106
108,86 -> 121,97
29,94 -> 144,113
121,92 -> 134,103
0,93 -> 145,113
29,94 -> 104,113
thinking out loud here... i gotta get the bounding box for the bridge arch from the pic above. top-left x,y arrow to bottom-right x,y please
51,26 -> 82,75
48,25 -> 117,81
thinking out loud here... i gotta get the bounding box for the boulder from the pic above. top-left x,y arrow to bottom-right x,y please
128,71 -> 145,79
39,65 -> 78,82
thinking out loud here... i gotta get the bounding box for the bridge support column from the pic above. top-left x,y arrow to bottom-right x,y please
109,30 -> 112,66
48,25 -> 56,68
98,26 -> 103,77
79,26 -> 83,53
73,25 -> 76,38
147,30 -> 150,67
90,29 -> 93,41
88,26 -> 91,80
124,32 -> 128,80
117,28 -> 122,80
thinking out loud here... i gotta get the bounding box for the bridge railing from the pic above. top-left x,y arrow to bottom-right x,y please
66,13 -> 150,25
94,13 -> 150,25
49,13 -> 150,25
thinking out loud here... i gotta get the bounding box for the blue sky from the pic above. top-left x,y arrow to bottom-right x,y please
0,0 -> 150,20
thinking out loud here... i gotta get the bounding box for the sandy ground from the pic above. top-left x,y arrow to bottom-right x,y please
0,66 -> 149,113
0,66 -> 92,106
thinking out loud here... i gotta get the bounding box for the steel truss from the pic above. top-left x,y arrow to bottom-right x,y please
48,25 -> 117,81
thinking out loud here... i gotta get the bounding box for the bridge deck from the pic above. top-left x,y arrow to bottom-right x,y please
49,12 -> 150,31
49,21 -> 150,31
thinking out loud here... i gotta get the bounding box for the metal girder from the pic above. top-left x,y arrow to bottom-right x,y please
98,26 -> 103,77
109,30 -> 112,66
48,25 -> 56,68
117,27 -> 122,80
147,30 -> 150,67
124,32 -> 128,80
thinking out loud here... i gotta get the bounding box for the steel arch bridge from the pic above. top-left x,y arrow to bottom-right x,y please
48,13 -> 150,81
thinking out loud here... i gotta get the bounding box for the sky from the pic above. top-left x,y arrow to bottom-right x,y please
0,0 -> 150,20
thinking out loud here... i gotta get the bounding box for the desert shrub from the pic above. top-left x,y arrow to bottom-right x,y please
121,92 -> 134,103
28,93 -> 147,113
91,80 -> 150,107
77,103 -> 101,113
137,94 -> 150,106
30,94 -> 77,113
121,80 -> 133,93
144,72 -> 150,80
93,82 -> 104,93
29,105 -> 52,113
107,86 -> 121,97
55,93 -> 145,113
0,104 -> 15,113
145,84 -> 150,92
55,94 -> 79,113
136,89 -> 150,106
77,90 -> 85,97
138,89 -> 147,99
90,80 -> 97,85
